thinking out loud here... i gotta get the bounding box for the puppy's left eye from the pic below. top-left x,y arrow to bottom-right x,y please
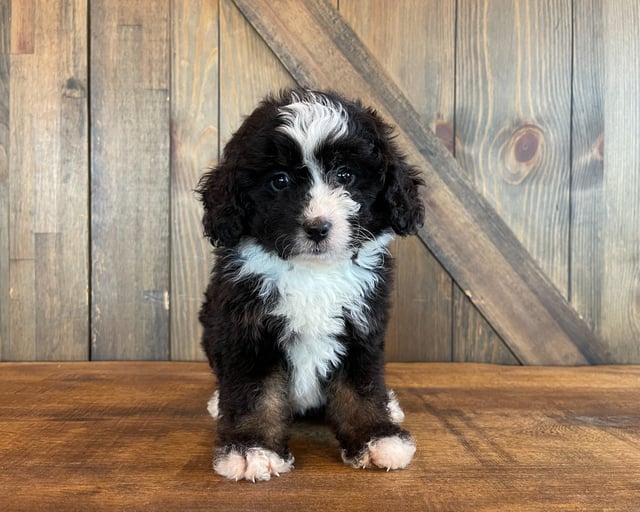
334,169 -> 355,187
270,172 -> 290,192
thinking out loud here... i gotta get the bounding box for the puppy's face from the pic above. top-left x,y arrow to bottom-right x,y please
198,90 -> 424,259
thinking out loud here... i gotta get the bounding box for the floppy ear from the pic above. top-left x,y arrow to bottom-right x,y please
195,162 -> 251,247
378,133 -> 425,236
364,106 -> 424,236
384,155 -> 425,236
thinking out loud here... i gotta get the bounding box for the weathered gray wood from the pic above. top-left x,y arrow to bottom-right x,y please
456,0 -> 573,296
452,287 -> 520,364
232,0 -> 611,364
571,0 -> 604,335
91,0 -> 170,360
170,0 -> 219,360
601,1 -> 640,361
0,0 -> 10,360
3,0 -> 88,360
219,0 -> 295,147
454,0 -> 574,364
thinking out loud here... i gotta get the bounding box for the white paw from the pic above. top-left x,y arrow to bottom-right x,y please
214,447 -> 294,482
207,390 -> 220,420
387,390 -> 405,424
342,435 -> 416,471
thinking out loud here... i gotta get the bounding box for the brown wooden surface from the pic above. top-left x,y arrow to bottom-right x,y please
219,0 -> 295,150
233,0 -> 610,365
90,0 -> 171,359
1,362 -> 639,511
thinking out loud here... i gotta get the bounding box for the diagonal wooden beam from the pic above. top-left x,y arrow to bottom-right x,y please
232,0 -> 611,364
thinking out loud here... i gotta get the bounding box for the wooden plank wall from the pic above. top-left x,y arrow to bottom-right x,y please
3,0 -> 88,360
90,0 -> 171,360
454,0 -> 574,363
0,0 -> 638,363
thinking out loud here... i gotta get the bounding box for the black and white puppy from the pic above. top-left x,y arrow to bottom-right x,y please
197,89 -> 424,482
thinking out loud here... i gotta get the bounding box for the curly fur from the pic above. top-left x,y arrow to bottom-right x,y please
197,89 -> 423,481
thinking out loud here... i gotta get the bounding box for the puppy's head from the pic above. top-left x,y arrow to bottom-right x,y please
197,89 -> 424,260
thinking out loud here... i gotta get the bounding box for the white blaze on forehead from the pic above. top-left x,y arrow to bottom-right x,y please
277,92 -> 358,256
277,92 -> 350,164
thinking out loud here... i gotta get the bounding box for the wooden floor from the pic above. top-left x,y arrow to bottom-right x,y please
1,363 -> 639,511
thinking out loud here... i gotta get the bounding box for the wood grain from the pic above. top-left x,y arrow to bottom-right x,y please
456,0 -> 573,297
9,0 -> 35,55
452,288 -> 519,364
219,0 -> 295,147
170,0 -> 219,360
385,242 -> 453,361
571,0 -> 604,335
90,1 -> 170,360
601,1 -> 640,361
453,0 -> 574,363
232,0 -> 610,364
1,361 -> 639,511
4,0 -> 88,360
0,1 -> 9,360
340,0 -> 455,362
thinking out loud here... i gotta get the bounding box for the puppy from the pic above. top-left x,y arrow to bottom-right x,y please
197,89 -> 424,482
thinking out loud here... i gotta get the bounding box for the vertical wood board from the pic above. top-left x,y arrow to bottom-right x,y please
4,0 -> 88,360
0,1 -> 10,359
219,0 -> 295,147
171,0 -> 219,360
9,0 -> 35,55
456,0 -> 573,297
601,0 -> 640,361
452,288 -> 519,364
91,0 -> 170,360
571,0 -> 604,335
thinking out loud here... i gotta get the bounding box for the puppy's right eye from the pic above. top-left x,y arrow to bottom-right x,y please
270,172 -> 290,192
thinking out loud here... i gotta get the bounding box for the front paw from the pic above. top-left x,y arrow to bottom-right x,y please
214,446 -> 294,482
342,434 -> 416,471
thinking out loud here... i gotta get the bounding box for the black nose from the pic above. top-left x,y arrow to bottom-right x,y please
303,218 -> 332,242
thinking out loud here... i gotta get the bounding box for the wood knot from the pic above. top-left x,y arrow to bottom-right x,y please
63,77 -> 86,99
434,119 -> 457,154
503,124 -> 544,184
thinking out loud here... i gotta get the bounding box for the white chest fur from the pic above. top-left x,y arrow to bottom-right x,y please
231,234 -> 393,413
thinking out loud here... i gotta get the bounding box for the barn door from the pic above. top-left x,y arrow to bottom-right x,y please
229,0 -> 613,365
